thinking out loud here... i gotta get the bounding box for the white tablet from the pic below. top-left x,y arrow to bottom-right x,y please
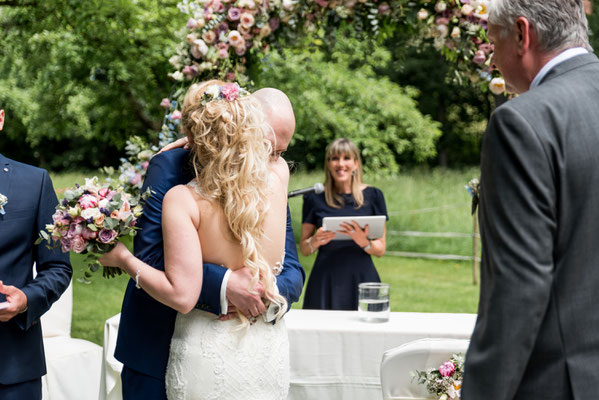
322,215 -> 386,241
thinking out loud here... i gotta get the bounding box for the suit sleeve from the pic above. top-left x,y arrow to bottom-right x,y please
20,170 -> 72,330
276,206 -> 306,310
462,105 -> 557,399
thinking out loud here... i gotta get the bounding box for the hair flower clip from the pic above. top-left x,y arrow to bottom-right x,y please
201,82 -> 249,105
0,193 -> 7,215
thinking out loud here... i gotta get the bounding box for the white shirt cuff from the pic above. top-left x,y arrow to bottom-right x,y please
220,268 -> 232,315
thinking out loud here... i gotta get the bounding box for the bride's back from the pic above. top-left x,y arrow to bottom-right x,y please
188,158 -> 289,270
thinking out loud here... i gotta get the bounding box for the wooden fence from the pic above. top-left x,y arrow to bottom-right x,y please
386,205 -> 481,284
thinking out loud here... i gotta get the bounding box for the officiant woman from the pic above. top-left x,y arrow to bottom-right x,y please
299,138 -> 388,310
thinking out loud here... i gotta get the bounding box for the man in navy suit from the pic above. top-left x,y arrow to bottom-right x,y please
113,88 -> 305,399
0,108 -> 73,400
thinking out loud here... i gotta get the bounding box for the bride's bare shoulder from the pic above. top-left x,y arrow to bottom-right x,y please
163,185 -> 201,220
270,157 -> 290,187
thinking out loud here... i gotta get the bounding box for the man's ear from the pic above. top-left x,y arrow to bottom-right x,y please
514,16 -> 532,56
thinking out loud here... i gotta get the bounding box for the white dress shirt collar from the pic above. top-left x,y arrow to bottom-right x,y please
530,47 -> 588,90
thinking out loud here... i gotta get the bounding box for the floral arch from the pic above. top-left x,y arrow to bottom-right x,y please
118,0 -> 500,192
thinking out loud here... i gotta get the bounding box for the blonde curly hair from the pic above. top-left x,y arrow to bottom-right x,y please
181,80 -> 287,327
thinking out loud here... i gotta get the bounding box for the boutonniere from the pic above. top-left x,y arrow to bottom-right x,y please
0,193 -> 7,215
465,178 -> 480,215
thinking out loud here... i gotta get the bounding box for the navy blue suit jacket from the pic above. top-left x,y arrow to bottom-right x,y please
0,154 -> 72,385
115,148 -> 305,378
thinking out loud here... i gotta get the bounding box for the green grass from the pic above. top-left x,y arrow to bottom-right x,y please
50,168 -> 481,345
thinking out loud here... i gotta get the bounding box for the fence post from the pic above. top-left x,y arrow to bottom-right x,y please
472,210 -> 480,285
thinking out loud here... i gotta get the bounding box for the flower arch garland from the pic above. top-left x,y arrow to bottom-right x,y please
117,0 -> 504,193
168,0 -> 502,90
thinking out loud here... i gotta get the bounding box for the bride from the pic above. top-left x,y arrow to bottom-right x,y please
100,80 -> 290,399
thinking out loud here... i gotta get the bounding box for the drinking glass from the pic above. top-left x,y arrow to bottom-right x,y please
358,282 -> 390,323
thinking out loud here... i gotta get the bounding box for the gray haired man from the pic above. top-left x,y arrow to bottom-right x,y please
462,1 -> 599,399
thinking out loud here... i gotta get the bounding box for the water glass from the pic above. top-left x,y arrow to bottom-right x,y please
358,282 -> 390,323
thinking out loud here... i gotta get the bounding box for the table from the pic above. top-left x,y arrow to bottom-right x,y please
101,310 -> 476,400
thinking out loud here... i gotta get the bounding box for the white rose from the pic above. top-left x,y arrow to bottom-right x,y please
169,55 -> 182,69
204,84 -> 221,100
417,8 -> 429,20
282,0 -> 295,10
474,0 -> 489,19
193,39 -> 209,57
451,26 -> 461,38
489,77 -> 506,95
228,30 -> 243,47
461,4 -> 474,16
170,71 -> 184,81
435,24 -> 449,37
81,207 -> 101,220
186,33 -> 198,44
434,1 -> 447,13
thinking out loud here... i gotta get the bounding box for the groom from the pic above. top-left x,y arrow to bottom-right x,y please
462,1 -> 599,399
115,88 -> 305,399
0,108 -> 72,399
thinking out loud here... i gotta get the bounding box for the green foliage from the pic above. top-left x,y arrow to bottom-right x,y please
256,36 -> 441,175
0,0 -> 185,169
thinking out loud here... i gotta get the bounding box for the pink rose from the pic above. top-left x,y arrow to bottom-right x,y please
130,174 -> 141,186
220,83 -> 239,101
79,194 -> 99,209
52,210 -> 66,224
269,17 -> 280,31
218,48 -> 230,59
472,50 -> 487,65
315,0 -> 328,7
98,187 -> 111,199
439,361 -> 456,377
479,43 -> 494,54
378,3 -> 390,15
183,65 -> 199,79
186,17 -> 199,30
225,72 -> 236,81
171,110 -> 182,120
99,228 -> 118,244
72,235 -> 87,253
234,45 -> 246,56
82,228 -> 97,241
141,161 -> 149,170
160,98 -> 171,108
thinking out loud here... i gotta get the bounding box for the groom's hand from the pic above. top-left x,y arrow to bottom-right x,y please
226,267 -> 266,318
0,281 -> 28,322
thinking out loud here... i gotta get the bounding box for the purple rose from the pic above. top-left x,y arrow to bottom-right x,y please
60,238 -> 73,252
228,7 -> 241,21
68,220 -> 84,238
99,229 -> 118,244
439,361 -> 456,377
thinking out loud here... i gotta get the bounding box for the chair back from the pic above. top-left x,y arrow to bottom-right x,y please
380,338 -> 470,400
32,263 -> 73,338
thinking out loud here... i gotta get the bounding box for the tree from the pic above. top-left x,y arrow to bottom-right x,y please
0,0 -> 184,169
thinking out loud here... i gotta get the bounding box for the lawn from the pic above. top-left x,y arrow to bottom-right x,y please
50,167 -> 481,345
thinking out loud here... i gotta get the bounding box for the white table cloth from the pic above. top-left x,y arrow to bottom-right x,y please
101,310 -> 476,400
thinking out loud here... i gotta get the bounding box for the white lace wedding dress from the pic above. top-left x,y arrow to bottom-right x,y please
165,306 -> 289,400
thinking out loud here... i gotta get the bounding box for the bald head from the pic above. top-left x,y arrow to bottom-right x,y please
252,88 -> 295,158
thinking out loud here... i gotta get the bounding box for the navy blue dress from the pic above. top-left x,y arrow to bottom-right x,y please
302,186 -> 388,310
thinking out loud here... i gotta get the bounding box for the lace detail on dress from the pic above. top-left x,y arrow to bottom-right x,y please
166,310 -> 289,400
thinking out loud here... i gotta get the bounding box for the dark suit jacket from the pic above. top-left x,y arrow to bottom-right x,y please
115,148 -> 305,378
463,53 -> 599,400
0,154 -> 72,385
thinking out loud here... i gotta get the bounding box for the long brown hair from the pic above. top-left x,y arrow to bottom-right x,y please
324,138 -> 365,209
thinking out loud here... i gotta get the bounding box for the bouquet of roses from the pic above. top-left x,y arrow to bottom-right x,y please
37,177 -> 148,282
413,353 -> 464,400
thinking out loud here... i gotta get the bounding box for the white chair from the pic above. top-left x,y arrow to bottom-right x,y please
40,277 -> 103,400
380,338 -> 470,400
